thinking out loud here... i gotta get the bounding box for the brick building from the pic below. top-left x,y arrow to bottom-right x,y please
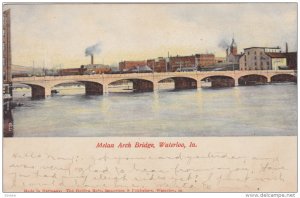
169,55 -> 196,72
59,68 -> 86,76
120,53 -> 215,73
169,54 -> 215,71
215,57 -> 226,64
146,57 -> 168,72
198,54 -> 215,67
119,60 -> 147,71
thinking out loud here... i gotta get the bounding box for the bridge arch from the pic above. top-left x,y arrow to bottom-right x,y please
238,74 -> 268,86
108,78 -> 154,93
50,80 -> 104,95
157,76 -> 197,90
270,74 -> 297,83
17,83 -> 47,99
200,75 -> 235,88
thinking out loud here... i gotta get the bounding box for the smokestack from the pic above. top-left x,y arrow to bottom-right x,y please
286,42 -> 288,53
91,55 -> 94,65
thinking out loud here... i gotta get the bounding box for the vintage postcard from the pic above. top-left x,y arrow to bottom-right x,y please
2,2 -> 298,194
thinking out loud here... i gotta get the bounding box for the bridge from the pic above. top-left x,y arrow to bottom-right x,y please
12,70 -> 297,99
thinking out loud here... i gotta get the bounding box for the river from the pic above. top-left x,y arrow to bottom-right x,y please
11,83 -> 297,137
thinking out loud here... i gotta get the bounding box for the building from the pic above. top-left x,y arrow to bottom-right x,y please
286,52 -> 297,70
239,47 -> 295,70
169,54 -> 215,72
198,54 -> 215,67
285,48 -> 297,70
215,57 -> 226,64
146,57 -> 168,72
169,55 -> 197,72
81,64 -> 111,74
126,65 -> 152,73
119,60 -> 147,71
59,68 -> 86,76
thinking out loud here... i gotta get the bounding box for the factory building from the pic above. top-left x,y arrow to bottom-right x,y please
81,64 -> 111,74
168,54 -> 215,72
239,45 -> 297,70
169,55 -> 198,71
146,57 -> 168,72
198,54 -> 215,67
119,60 -> 147,72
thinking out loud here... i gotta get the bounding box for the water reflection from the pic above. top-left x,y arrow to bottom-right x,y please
11,84 -> 297,137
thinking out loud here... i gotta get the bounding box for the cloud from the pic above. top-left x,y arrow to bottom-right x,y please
7,3 -> 297,68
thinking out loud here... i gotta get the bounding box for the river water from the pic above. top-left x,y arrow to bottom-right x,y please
12,83 -> 297,137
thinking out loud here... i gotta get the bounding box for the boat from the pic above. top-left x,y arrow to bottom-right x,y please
51,90 -> 59,94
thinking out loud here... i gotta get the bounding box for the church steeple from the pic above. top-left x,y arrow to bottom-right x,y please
230,37 -> 237,55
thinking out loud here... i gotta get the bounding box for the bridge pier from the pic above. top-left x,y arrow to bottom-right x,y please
153,82 -> 159,91
197,80 -> 202,89
45,87 -> 52,97
234,78 -> 239,86
103,83 -> 109,94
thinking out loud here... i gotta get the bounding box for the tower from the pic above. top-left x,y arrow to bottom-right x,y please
230,38 -> 237,55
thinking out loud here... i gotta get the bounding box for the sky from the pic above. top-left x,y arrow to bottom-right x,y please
4,3 -> 298,69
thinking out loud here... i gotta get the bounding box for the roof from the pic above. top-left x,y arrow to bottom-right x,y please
286,52 -> 297,56
228,53 -> 243,58
129,65 -> 152,72
244,47 -> 280,50
265,53 -> 286,58
84,64 -> 110,69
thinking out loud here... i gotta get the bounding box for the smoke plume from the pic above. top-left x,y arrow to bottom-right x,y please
218,39 -> 230,49
85,42 -> 101,56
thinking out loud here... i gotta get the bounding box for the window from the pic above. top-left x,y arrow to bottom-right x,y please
254,51 -> 257,55
267,61 -> 269,65
244,55 -> 246,61
254,56 -> 257,60
247,51 -> 250,55
255,62 -> 257,66
260,52 -> 263,55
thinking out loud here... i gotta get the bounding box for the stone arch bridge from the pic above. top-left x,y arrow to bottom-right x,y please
12,70 -> 297,99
